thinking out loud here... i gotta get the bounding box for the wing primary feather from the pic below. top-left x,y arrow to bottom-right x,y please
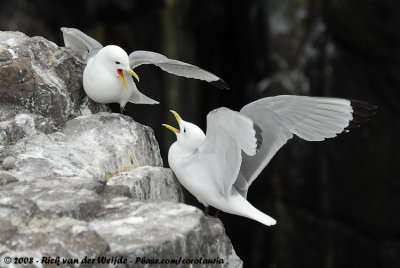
348,100 -> 377,126
351,114 -> 370,124
296,121 -> 337,138
345,121 -> 361,129
305,113 -> 348,128
209,79 -> 230,90
350,99 -> 378,110
302,118 -> 342,134
352,106 -> 377,118
295,107 -> 351,122
303,117 -> 342,130
316,105 -> 352,115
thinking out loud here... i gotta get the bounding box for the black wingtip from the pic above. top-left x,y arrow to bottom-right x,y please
350,99 -> 377,118
346,121 -> 360,129
350,99 -> 378,111
210,79 -> 230,90
253,123 -> 263,151
345,99 -> 377,131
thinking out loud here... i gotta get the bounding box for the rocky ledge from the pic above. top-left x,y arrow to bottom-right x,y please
0,31 -> 242,267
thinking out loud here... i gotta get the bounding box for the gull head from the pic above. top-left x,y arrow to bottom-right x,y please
163,110 -> 206,152
97,45 -> 140,89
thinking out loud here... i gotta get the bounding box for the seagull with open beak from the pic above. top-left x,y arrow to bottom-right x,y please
162,109 -> 276,226
61,27 -> 230,112
163,95 -> 376,226
83,45 -> 158,110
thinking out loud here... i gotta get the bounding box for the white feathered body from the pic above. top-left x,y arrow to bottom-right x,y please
168,137 -> 277,226
168,141 -> 220,206
83,57 -> 133,105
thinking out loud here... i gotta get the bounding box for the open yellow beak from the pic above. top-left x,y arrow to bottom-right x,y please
162,110 -> 182,133
125,69 -> 140,82
117,69 -> 140,91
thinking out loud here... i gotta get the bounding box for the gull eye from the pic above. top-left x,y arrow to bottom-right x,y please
183,129 -> 186,133
115,61 -> 120,64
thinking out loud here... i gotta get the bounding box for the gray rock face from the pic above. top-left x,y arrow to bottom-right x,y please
0,172 -> 17,185
90,199 -> 242,267
0,113 -> 164,219
2,113 -> 162,182
0,199 -> 110,263
1,156 -> 15,170
108,166 -> 184,202
0,105 -> 58,146
0,31 -> 242,267
0,31 -> 109,128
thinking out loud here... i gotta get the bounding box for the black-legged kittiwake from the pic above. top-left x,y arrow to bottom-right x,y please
163,95 -> 376,226
61,27 -> 229,110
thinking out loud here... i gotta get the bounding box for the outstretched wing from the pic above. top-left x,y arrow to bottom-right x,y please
129,50 -> 229,89
234,95 -> 376,198
61,27 -> 103,62
193,107 -> 261,196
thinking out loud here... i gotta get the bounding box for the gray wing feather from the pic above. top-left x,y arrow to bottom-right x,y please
129,50 -> 229,89
125,75 -> 159,105
61,27 -> 103,62
236,95 -> 355,197
195,108 -> 259,196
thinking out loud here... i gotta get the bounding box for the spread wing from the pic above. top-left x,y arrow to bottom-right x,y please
61,27 -> 103,62
129,50 -> 229,89
193,108 -> 261,196
234,95 -> 377,198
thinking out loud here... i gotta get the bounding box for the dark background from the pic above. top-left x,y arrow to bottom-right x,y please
0,0 -> 398,267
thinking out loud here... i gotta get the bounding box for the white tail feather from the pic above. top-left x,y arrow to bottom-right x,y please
225,193 -> 277,226
130,90 -> 159,105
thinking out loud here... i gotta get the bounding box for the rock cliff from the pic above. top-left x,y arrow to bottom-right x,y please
0,31 -> 242,267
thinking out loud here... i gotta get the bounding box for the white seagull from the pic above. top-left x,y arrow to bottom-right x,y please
61,27 -> 229,110
163,95 -> 376,226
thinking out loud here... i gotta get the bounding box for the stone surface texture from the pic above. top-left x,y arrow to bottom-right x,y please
0,31 -> 242,267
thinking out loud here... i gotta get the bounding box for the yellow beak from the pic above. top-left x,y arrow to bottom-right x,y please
117,69 -> 140,91
162,110 -> 182,133
125,69 -> 140,82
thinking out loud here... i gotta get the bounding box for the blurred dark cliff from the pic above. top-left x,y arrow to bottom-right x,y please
0,0 -> 398,267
